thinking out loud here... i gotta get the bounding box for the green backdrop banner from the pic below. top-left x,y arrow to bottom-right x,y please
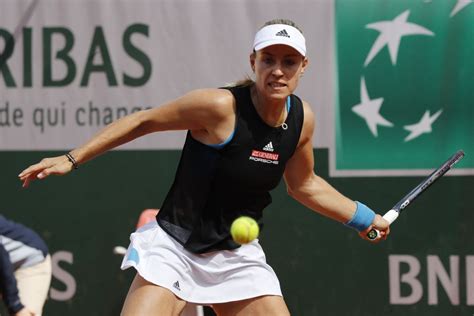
334,0 -> 473,175
1,149 -> 472,316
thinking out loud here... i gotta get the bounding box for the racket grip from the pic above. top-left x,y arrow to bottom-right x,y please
366,209 -> 399,240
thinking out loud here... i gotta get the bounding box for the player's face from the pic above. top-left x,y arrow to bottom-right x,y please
251,45 -> 308,101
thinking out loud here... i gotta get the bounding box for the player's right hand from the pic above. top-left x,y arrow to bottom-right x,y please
359,214 -> 390,242
18,155 -> 74,188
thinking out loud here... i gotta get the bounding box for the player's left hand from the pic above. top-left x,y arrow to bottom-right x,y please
18,155 -> 74,188
359,214 -> 390,242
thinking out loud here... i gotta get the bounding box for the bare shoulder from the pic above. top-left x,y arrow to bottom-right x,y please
292,99 -> 315,147
183,88 -> 235,119
301,99 -> 315,132
185,88 -> 234,103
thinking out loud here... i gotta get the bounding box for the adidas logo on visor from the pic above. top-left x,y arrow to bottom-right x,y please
275,29 -> 290,38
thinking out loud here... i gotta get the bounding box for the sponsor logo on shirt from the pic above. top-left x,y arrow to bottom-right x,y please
263,141 -> 274,152
249,142 -> 279,165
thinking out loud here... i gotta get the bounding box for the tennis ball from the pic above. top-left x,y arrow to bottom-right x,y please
230,216 -> 259,245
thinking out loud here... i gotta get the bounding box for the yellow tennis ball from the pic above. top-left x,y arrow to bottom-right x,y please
230,216 -> 259,245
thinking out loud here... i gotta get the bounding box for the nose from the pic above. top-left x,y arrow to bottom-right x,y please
271,64 -> 284,76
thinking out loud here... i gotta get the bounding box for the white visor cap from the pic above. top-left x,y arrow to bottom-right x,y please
253,24 -> 306,57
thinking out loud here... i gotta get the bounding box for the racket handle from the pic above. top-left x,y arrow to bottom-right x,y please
366,209 -> 399,240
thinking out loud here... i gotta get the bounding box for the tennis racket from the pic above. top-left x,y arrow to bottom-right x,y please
367,149 -> 465,240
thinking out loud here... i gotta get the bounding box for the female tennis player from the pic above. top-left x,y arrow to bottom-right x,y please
18,19 -> 390,315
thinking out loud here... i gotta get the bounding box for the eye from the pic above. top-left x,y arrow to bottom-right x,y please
283,58 -> 297,67
262,56 -> 274,65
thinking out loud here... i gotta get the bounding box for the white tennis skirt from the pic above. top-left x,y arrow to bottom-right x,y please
120,220 -> 282,304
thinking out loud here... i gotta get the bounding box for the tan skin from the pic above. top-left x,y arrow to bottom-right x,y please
18,44 -> 390,315
14,308 -> 35,316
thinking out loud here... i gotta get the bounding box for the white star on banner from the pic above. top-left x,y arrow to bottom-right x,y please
364,10 -> 434,66
450,0 -> 473,17
352,78 -> 394,137
403,109 -> 443,142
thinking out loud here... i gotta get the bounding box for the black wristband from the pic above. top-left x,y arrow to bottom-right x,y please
66,153 -> 79,170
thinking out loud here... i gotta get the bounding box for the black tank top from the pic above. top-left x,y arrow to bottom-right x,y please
157,85 -> 304,253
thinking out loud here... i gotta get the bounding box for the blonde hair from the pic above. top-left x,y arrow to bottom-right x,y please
224,75 -> 255,88
262,19 -> 303,34
227,19 -> 303,88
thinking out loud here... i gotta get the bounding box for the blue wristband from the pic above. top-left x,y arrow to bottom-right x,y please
345,201 -> 375,232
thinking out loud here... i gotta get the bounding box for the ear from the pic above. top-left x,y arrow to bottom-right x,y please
249,52 -> 256,72
300,57 -> 309,76
301,57 -> 309,73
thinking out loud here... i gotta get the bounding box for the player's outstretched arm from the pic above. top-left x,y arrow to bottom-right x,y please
283,101 -> 389,241
19,89 -> 235,188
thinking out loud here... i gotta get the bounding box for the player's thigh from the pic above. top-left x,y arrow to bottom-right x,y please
212,295 -> 290,316
121,273 -> 187,316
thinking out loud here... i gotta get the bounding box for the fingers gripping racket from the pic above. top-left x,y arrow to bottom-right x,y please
367,150 -> 465,240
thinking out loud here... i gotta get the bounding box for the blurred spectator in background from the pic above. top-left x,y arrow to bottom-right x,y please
0,215 -> 51,316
